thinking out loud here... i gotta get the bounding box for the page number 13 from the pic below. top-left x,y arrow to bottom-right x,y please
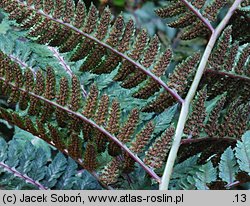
234,194 -> 247,203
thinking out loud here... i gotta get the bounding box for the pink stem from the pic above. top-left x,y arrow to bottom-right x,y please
8,54 -> 35,74
0,161 -> 47,190
181,137 -> 236,145
0,76 -> 162,183
48,47 -> 73,77
15,0 -> 184,105
205,69 -> 250,82
180,0 -> 215,33
48,46 -> 88,98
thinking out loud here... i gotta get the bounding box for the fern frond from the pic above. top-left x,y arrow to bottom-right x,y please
121,36 -> 160,89
203,0 -> 228,22
144,127 -> 174,169
0,136 -> 100,190
114,29 -> 148,81
99,158 -> 121,185
70,7 -> 111,62
168,52 -> 201,94
106,100 -> 121,136
205,95 -> 227,137
207,26 -> 250,76
56,77 -> 69,127
130,121 -> 155,154
94,94 -> 109,126
194,161 -> 217,190
184,86 -> 207,138
82,85 -> 98,141
48,124 -> 65,151
44,66 -> 56,100
1,0 -> 248,190
123,153 -> 136,174
155,0 -> 230,40
63,0 -> 75,23
117,109 -> 139,144
73,0 -> 87,28
43,0 -> 54,14
0,51 -> 164,183
0,0 -> 184,106
68,132 -> 82,160
204,26 -> 250,104
209,27 -> 232,71
156,2 -> 185,18
219,147 -> 239,184
219,101 -> 250,138
27,70 -> 44,115
224,42 -> 239,72
94,94 -> 109,153
230,9 -> 250,44
234,45 -> 250,74
142,53 -> 200,113
83,142 -> 98,172
235,131 -> 250,175
179,96 -> 249,166
133,49 -> 172,99
170,154 -> 200,190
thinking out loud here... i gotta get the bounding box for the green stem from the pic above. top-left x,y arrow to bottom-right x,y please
159,0 -> 243,190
